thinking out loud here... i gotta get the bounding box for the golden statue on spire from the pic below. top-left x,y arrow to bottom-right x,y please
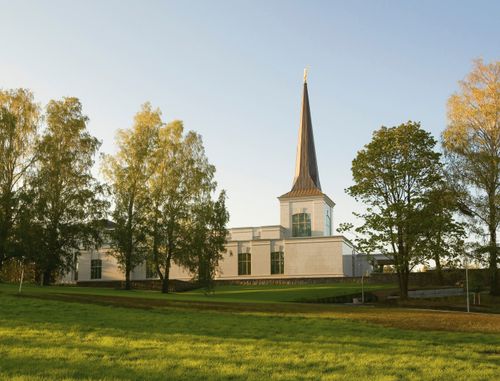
303,67 -> 308,83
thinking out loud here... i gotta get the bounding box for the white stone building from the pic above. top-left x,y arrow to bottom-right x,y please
68,76 -> 371,284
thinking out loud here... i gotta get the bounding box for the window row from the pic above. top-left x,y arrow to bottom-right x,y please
90,252 -> 286,279
238,252 -> 284,275
90,258 -> 158,280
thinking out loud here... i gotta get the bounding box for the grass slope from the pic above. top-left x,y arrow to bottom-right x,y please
0,282 -> 391,303
0,283 -> 499,380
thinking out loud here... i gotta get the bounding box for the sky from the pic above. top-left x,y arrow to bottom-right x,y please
1,0 -> 499,234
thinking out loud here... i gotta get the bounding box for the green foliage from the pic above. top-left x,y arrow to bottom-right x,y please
29,97 -> 108,284
347,121 -> 460,297
336,222 -> 354,235
104,103 -> 228,292
0,89 -> 40,273
144,118 -> 225,293
183,190 -> 229,293
443,59 -> 500,295
418,183 -> 466,281
102,102 -> 161,289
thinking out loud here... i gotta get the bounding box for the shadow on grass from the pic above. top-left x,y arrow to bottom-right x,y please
15,291 -> 500,334
4,292 -> 500,346
1,293 -> 499,380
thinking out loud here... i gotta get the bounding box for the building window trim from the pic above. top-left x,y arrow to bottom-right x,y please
270,251 -> 284,275
238,252 -> 251,275
292,213 -> 312,237
90,259 -> 102,280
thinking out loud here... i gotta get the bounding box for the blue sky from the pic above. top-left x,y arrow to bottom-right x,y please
1,0 -> 499,232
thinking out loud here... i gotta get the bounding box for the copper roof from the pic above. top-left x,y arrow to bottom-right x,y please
279,187 -> 323,198
280,79 -> 323,199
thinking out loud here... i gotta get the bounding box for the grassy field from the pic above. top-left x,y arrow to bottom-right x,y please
0,281 -> 392,303
1,283 -> 499,380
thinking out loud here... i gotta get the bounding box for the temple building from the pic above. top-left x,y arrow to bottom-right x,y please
68,74 -> 371,284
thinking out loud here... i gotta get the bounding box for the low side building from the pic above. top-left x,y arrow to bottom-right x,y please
67,75 -> 371,285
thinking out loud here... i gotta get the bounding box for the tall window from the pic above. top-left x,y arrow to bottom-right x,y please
90,259 -> 102,279
325,210 -> 331,236
292,213 -> 311,237
145,258 -> 158,279
271,252 -> 284,274
238,252 -> 251,275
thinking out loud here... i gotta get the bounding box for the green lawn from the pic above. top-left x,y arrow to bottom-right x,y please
0,281 -> 392,303
0,283 -> 499,380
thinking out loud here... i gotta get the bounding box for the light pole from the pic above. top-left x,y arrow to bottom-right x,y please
18,257 -> 25,294
464,253 -> 470,313
361,272 -> 365,304
357,252 -> 364,303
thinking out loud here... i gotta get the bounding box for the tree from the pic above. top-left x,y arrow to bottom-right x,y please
102,103 -> 160,290
147,121 -> 219,293
442,59 -> 500,295
418,183 -> 466,284
183,191 -> 229,292
31,97 -> 107,284
347,121 -> 443,299
0,89 -> 39,274
9,188 -> 43,271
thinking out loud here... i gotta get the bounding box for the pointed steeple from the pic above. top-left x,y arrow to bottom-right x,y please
281,71 -> 322,198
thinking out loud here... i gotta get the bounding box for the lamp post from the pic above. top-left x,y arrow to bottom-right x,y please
465,254 -> 470,313
361,271 -> 365,304
18,257 -> 25,294
356,251 -> 364,303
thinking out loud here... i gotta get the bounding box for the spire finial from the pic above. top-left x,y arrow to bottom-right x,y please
291,69 -> 321,192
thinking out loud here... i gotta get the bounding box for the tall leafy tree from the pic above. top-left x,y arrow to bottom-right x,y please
0,89 -> 40,273
183,191 -> 229,292
147,121 -> 219,293
102,103 -> 160,290
31,97 -> 107,284
418,183 -> 466,283
347,122 -> 443,299
442,59 -> 500,295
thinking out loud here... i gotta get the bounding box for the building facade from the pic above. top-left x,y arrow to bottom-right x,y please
67,76 -> 370,284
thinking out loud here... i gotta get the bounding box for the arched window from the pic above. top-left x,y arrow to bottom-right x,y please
292,213 -> 311,237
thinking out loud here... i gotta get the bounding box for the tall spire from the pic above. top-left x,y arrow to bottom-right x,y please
288,71 -> 322,196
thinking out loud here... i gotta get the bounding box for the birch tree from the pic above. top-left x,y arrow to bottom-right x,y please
32,97 -> 107,284
147,121 -> 220,293
0,89 -> 39,272
443,59 -> 500,295
102,103 -> 160,290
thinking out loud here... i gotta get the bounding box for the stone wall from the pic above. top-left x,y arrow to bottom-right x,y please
214,276 -> 365,286
77,279 -> 198,292
214,269 -> 491,288
74,268 -> 491,290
